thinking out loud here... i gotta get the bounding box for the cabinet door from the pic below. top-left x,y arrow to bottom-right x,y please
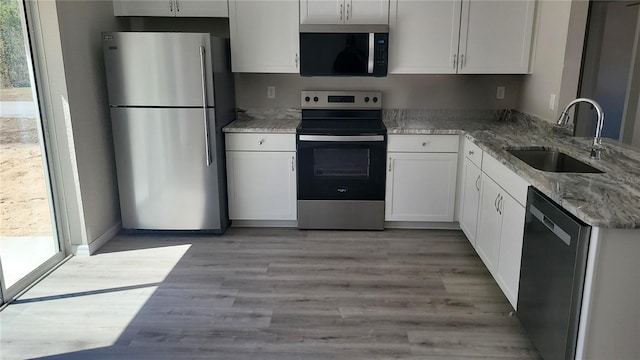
226,151 -> 297,220
385,152 -> 458,222
389,0 -> 460,73
229,0 -> 300,73
460,158 -> 482,247
175,0 -> 229,17
347,0 -> 389,24
475,174 -> 502,275
458,0 -> 534,74
301,0 -> 343,24
496,193 -> 526,309
113,0 -> 174,16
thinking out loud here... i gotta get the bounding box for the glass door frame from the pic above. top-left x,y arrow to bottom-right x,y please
0,0 -> 68,305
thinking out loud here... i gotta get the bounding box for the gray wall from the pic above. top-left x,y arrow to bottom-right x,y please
517,0 -> 588,123
235,74 -> 522,109
55,0 -> 128,248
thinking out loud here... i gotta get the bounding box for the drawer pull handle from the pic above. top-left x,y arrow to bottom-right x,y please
258,139 -> 264,145
469,150 -> 474,155
422,142 -> 427,146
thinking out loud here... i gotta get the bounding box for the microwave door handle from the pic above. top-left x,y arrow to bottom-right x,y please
368,33 -> 374,74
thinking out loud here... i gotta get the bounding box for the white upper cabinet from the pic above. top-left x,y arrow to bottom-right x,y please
175,0 -> 229,17
389,0 -> 534,74
389,0 -> 461,73
229,0 -> 300,73
300,0 -> 389,25
458,0 -> 535,74
348,0 -> 390,24
114,0 -> 173,16
113,0 -> 229,17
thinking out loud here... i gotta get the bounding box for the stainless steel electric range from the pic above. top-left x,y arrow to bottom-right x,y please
296,91 -> 387,230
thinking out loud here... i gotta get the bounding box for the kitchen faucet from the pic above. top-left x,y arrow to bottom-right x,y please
557,98 -> 605,160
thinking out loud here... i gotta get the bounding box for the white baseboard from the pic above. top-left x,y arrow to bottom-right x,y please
231,220 -> 298,228
72,222 -> 121,256
384,221 -> 461,230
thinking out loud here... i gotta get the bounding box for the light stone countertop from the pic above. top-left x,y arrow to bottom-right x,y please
223,108 -> 640,229
222,108 -> 300,133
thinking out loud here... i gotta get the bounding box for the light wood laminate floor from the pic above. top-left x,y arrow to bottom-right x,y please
0,228 -> 539,359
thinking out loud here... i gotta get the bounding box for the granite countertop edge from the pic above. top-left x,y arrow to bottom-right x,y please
223,108 -> 640,229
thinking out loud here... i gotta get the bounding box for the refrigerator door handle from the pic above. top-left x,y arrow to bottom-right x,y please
199,46 -> 212,167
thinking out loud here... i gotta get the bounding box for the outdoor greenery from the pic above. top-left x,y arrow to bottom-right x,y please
1,0 -> 29,88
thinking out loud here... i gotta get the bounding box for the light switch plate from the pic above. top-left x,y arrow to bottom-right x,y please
496,86 -> 505,100
267,86 -> 276,99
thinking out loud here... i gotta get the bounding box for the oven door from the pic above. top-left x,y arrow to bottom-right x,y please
297,135 -> 386,201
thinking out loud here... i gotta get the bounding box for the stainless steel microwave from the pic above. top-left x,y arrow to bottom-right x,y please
299,25 -> 388,77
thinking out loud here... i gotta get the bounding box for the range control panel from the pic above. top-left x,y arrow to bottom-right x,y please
301,91 -> 382,109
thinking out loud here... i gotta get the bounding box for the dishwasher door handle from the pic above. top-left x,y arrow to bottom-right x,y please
530,204 -> 572,246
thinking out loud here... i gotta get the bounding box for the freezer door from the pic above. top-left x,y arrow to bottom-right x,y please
111,108 -> 222,230
103,32 -> 215,107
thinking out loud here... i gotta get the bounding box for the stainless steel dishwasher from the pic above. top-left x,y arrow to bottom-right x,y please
517,187 -> 591,360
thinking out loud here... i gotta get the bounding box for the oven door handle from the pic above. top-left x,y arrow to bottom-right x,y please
298,135 -> 385,142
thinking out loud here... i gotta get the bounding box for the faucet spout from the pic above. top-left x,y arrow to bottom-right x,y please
557,98 -> 605,159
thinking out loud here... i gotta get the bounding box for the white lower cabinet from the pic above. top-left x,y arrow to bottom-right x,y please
225,134 -> 297,221
459,157 -> 482,246
475,161 -> 527,309
385,135 -> 459,223
476,174 -> 504,273
385,152 -> 458,222
495,192 -> 525,308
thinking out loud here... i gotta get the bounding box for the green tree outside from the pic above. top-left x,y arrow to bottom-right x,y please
0,0 -> 29,88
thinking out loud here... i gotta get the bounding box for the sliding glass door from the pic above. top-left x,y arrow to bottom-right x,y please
0,0 -> 64,304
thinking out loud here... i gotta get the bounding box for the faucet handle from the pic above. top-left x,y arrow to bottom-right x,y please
590,141 -> 604,160
557,111 -> 571,126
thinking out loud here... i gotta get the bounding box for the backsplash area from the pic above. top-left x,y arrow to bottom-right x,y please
235,73 -> 523,109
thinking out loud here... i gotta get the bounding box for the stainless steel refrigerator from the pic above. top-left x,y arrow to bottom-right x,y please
102,32 -> 235,232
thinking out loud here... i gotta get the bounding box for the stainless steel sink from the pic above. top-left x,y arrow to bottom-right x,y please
506,148 -> 604,173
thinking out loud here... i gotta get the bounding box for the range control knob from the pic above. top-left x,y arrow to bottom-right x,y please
364,97 -> 370,103
373,97 -> 378,103
304,96 -> 310,102
313,96 -> 319,102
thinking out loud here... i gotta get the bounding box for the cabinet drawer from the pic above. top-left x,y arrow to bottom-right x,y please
463,136 -> 483,167
388,134 -> 459,153
482,153 -> 530,206
226,133 -> 295,151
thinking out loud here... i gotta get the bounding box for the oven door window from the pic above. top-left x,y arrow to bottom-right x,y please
314,148 -> 369,178
298,141 -> 386,201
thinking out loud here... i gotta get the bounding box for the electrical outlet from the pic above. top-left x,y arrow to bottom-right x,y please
549,93 -> 556,111
496,86 -> 505,100
267,86 -> 276,99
